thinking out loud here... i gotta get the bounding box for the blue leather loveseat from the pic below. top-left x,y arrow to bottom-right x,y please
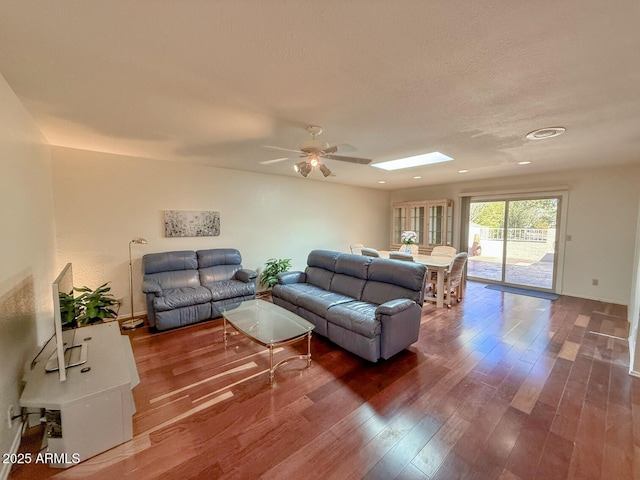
142,248 -> 257,331
272,250 -> 427,362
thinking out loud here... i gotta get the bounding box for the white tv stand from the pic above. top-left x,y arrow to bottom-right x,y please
20,322 -> 139,468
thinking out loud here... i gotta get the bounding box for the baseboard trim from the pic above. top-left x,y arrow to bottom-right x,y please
0,424 -> 23,480
559,291 -> 628,307
117,310 -> 147,321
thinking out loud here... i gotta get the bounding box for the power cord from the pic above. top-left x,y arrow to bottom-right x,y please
30,333 -> 55,370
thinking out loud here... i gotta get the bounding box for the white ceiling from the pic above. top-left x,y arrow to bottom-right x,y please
1,1 -> 639,189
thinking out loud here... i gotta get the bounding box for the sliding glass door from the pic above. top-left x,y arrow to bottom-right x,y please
467,197 -> 559,290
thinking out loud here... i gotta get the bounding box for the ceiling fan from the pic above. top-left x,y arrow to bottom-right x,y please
261,125 -> 372,177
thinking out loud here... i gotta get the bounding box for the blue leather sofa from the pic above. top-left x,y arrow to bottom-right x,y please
142,248 -> 257,331
271,250 -> 427,362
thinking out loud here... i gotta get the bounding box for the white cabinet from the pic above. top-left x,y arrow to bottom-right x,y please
20,322 -> 139,468
391,199 -> 453,253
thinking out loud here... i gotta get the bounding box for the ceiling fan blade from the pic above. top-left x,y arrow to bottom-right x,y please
322,154 -> 372,165
262,145 -> 304,154
260,157 -> 290,165
322,145 -> 338,154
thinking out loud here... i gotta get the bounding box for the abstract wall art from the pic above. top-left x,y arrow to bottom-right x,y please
164,210 -> 220,237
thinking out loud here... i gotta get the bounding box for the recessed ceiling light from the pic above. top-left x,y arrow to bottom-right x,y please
526,127 -> 566,140
372,152 -> 453,171
518,161 -> 531,165
378,180 -> 386,184
458,169 -> 468,173
413,176 -> 422,179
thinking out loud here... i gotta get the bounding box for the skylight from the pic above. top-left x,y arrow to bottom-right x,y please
371,152 -> 453,171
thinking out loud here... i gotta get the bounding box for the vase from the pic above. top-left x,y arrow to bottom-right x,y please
405,245 -> 412,254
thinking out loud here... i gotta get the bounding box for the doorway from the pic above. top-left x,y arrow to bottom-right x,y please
467,197 -> 560,290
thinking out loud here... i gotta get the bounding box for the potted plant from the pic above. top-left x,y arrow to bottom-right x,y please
74,282 -> 120,326
259,258 -> 292,290
59,291 -> 81,330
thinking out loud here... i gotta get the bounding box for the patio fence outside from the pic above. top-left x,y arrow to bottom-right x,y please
474,227 -> 555,243
468,227 -> 556,289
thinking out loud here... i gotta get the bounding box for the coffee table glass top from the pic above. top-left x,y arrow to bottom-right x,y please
221,300 -> 314,346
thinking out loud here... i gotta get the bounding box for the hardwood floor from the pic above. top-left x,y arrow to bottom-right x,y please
10,282 -> 639,479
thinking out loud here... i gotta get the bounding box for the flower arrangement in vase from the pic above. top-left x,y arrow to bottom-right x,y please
401,230 -> 418,253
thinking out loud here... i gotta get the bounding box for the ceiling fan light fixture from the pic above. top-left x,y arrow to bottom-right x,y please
308,154 -> 320,167
294,161 -> 306,174
299,162 -> 312,177
319,163 -> 332,177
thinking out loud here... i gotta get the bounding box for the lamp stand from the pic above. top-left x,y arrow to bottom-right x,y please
123,238 -> 147,330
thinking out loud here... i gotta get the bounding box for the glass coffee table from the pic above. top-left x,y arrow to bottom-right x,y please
221,300 -> 315,385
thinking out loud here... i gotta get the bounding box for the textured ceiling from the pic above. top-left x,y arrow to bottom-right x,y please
1,1 -> 639,189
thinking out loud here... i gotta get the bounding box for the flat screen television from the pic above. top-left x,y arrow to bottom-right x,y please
46,263 -> 87,381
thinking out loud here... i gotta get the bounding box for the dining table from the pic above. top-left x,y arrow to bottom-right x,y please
379,250 -> 455,308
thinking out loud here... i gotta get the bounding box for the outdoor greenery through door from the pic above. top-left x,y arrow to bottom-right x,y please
467,197 -> 559,290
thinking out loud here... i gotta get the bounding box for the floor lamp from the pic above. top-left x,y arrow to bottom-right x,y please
122,237 -> 147,330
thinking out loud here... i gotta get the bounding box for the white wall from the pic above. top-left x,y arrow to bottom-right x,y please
0,74 -> 56,476
50,146 -> 391,318
391,165 -> 640,306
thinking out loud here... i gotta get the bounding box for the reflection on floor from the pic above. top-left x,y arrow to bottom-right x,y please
10,282 -> 637,480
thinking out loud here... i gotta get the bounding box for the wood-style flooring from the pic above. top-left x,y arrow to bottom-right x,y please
10,282 -> 639,479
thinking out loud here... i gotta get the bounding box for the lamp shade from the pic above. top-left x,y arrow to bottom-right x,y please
319,164 -> 332,177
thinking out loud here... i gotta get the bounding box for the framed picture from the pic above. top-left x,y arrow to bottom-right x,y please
164,210 -> 220,237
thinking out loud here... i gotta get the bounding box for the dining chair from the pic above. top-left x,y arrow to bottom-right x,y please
389,251 -> 414,261
398,244 -> 419,255
350,243 -> 364,255
361,247 -> 381,258
429,246 -> 457,291
431,245 -> 456,257
443,252 -> 468,307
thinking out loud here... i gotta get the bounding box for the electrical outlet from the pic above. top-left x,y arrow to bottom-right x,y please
592,279 -> 599,286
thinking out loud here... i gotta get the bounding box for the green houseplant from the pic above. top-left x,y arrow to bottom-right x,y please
74,283 -> 120,326
259,258 -> 292,289
59,291 -> 81,330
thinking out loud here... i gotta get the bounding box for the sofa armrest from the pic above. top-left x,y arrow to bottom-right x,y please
142,279 -> 163,295
376,299 -> 421,360
277,271 -> 306,285
376,298 -> 415,316
236,268 -> 258,283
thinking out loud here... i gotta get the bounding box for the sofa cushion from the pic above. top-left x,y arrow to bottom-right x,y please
335,253 -> 370,279
147,270 -> 201,291
304,250 -> 340,290
307,250 -> 341,270
305,267 -> 334,291
197,248 -> 242,267
153,286 -> 212,311
143,251 -> 198,274
329,254 -> 370,299
204,280 -> 255,302
197,248 -> 243,283
361,259 -> 426,304
368,258 -> 426,292
199,264 -> 241,283
297,290 -> 355,318
326,301 -> 380,338
272,283 -> 320,305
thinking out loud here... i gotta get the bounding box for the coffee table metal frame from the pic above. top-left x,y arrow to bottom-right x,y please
222,300 -> 314,385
